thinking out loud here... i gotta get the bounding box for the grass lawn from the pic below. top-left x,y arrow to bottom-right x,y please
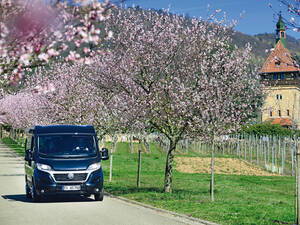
1,138 -> 295,224
2,137 -> 25,156
102,142 -> 295,225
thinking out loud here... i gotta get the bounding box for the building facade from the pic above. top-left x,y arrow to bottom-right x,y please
259,14 -> 300,128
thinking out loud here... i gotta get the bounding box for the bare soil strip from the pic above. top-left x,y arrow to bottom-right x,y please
175,157 -> 281,176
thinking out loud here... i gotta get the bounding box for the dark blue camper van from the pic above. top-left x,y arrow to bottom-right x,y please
24,125 -> 109,202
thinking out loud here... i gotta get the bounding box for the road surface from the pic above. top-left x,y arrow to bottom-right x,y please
0,143 -> 213,225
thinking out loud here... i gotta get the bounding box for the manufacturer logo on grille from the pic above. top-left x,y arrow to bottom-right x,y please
67,173 -> 74,179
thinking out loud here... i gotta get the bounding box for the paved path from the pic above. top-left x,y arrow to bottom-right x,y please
0,143 -> 214,225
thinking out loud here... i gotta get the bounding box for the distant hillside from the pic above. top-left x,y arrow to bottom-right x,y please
231,31 -> 300,66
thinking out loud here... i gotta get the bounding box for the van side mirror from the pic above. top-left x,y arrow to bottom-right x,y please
101,148 -> 109,160
24,138 -> 32,165
25,149 -> 32,166
25,149 -> 29,161
24,139 -> 28,161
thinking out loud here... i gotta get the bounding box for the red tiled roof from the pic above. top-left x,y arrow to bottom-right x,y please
259,41 -> 299,73
265,117 -> 292,126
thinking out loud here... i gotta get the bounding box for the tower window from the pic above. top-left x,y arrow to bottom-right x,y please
278,110 -> 281,117
270,111 -> 273,117
275,61 -> 281,67
276,94 -> 282,100
280,31 -> 285,38
287,110 -> 290,116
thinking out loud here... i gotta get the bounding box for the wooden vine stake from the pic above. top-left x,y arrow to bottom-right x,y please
296,141 -> 300,224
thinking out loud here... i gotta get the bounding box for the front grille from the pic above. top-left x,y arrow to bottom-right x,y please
53,173 -> 88,182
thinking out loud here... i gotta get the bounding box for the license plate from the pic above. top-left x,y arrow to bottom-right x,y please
62,185 -> 81,191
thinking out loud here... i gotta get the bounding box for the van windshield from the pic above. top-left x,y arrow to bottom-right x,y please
38,134 -> 97,157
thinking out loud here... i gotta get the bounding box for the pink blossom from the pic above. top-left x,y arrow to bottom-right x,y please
75,40 -> 82,47
54,31 -> 62,39
291,17 -> 295,23
47,49 -> 59,57
90,35 -> 99,43
38,53 -> 49,62
60,44 -> 68,51
33,85 -> 42,94
0,48 -> 8,57
19,53 -> 31,65
48,83 -> 56,92
0,0 -> 113,84
83,47 -> 90,54
98,14 -> 106,21
84,58 -> 94,65
65,51 -> 80,62
107,31 -> 113,39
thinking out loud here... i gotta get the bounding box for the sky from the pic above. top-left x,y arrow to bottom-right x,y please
125,0 -> 300,40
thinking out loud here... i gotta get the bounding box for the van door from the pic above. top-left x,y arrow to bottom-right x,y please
25,135 -> 35,188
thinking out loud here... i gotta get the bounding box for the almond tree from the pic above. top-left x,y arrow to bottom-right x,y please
25,61 -> 113,138
0,92 -> 52,129
0,60 -> 114,138
93,8 -> 263,193
0,0 -> 115,86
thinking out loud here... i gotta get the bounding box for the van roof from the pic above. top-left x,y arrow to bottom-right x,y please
28,125 -> 96,134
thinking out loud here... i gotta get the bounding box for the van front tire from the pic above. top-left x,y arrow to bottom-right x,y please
25,183 -> 31,199
94,188 -> 104,201
31,181 -> 41,202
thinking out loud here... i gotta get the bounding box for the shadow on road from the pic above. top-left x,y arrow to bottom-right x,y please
2,194 -> 31,203
1,194 -> 98,203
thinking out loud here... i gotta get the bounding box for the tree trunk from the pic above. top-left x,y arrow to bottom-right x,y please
210,140 -> 215,201
164,140 -> 176,193
130,134 -> 133,153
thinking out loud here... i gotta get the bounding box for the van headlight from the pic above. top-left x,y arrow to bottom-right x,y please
87,162 -> 101,170
36,163 -> 52,171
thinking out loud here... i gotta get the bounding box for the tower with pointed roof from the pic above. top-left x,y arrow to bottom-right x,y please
276,12 -> 286,47
259,15 -> 300,128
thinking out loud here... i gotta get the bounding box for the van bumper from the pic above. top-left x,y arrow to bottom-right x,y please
34,168 -> 103,196
36,183 -> 103,196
